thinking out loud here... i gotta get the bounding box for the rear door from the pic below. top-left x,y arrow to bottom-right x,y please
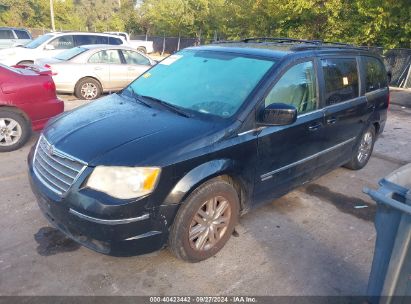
106,49 -> 129,90
318,57 -> 369,172
120,49 -> 151,82
87,49 -> 128,90
254,59 -> 326,205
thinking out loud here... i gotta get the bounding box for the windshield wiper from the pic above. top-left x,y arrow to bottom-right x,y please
125,88 -> 152,108
139,95 -> 192,118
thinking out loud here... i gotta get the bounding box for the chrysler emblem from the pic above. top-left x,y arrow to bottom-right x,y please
46,143 -> 55,156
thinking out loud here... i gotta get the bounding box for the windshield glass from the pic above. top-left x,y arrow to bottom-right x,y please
54,47 -> 88,61
125,50 -> 276,118
24,34 -> 53,49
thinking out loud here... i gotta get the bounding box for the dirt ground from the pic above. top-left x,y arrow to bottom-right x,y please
0,89 -> 410,296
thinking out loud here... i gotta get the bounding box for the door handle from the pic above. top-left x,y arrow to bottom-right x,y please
94,67 -> 103,70
128,67 -> 136,71
326,118 -> 337,125
308,122 -> 322,131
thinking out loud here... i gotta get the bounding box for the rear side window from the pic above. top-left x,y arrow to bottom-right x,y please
322,58 -> 359,105
89,50 -> 122,64
49,35 -> 74,49
109,37 -> 123,45
74,35 -> 110,46
0,30 -> 14,39
265,61 -> 317,114
122,50 -> 150,65
364,56 -> 387,92
14,30 -> 30,39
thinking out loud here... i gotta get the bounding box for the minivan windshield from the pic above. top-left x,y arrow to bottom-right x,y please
54,47 -> 88,61
24,34 -> 53,49
125,50 -> 276,118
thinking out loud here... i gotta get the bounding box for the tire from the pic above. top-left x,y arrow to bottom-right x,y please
344,125 -> 376,170
74,78 -> 102,100
0,110 -> 31,152
137,47 -> 147,54
168,178 -> 240,262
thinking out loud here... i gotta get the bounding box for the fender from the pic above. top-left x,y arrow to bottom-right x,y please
164,159 -> 234,205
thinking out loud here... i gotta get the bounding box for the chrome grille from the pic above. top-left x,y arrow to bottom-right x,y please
33,135 -> 86,196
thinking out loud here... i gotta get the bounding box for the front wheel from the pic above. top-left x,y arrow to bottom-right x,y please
168,179 -> 240,262
0,110 -> 31,152
75,78 -> 102,100
344,125 -> 376,170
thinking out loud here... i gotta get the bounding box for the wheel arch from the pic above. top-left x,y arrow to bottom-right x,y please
75,76 -> 103,91
0,105 -> 31,123
163,159 -> 250,213
373,121 -> 380,134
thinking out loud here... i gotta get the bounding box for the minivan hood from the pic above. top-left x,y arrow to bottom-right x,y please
43,94 -> 221,166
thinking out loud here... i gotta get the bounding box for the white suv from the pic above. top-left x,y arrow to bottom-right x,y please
0,32 -> 128,66
0,27 -> 32,49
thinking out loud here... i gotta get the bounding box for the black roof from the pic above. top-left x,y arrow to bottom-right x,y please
187,37 -> 381,60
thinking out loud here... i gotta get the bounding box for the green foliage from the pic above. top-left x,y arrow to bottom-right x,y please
0,0 -> 409,48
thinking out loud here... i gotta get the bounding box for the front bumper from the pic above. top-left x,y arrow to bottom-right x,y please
28,147 -> 179,256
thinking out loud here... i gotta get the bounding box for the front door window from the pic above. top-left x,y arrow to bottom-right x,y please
265,61 -> 317,114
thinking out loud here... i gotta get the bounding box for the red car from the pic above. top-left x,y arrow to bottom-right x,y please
0,64 -> 63,152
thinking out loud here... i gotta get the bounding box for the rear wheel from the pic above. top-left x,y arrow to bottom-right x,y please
344,125 -> 376,170
168,179 -> 240,262
0,110 -> 31,152
74,78 -> 102,100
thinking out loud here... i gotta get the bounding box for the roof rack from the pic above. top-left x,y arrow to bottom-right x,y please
242,37 -> 321,45
213,37 -> 369,51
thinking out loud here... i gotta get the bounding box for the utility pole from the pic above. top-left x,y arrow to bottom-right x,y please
50,0 -> 55,31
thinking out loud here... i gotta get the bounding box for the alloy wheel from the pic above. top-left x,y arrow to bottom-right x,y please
80,83 -> 98,100
0,118 -> 22,147
189,195 -> 232,251
357,131 -> 373,164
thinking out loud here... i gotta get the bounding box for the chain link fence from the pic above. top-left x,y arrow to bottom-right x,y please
384,49 -> 411,88
132,35 -> 200,54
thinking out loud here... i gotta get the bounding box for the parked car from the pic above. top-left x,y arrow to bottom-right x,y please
0,64 -> 63,152
28,39 -> 389,262
105,32 -> 154,54
34,45 -> 156,100
0,27 -> 32,49
0,32 -> 127,66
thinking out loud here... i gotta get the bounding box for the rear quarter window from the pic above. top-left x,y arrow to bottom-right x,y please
109,37 -> 123,45
364,56 -> 388,92
321,58 -> 359,105
14,30 -> 31,39
74,35 -> 110,46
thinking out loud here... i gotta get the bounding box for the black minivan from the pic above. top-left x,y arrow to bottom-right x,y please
28,38 -> 389,262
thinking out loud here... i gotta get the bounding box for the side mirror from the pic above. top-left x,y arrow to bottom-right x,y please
261,103 -> 297,126
44,44 -> 55,51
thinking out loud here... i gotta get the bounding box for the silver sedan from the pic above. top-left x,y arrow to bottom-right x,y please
35,45 -> 156,100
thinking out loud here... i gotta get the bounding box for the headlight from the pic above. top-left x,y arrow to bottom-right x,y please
85,166 -> 161,199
